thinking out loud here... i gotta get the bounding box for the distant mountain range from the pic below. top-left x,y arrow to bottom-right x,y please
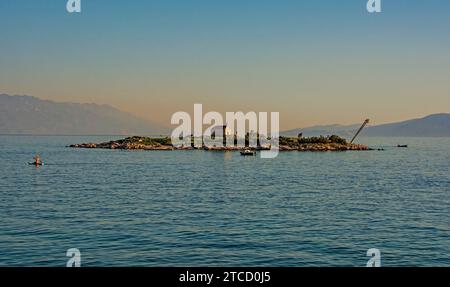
1,94 -> 449,137
0,94 -> 169,135
282,114 -> 450,138
364,114 -> 450,137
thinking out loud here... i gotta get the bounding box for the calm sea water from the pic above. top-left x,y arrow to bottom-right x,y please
0,135 -> 449,267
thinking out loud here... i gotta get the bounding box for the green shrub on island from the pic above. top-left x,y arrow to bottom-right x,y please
297,135 -> 347,145
279,136 -> 299,146
328,135 -> 347,145
125,136 -> 172,146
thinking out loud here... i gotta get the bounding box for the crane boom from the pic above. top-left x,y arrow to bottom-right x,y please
350,119 -> 370,144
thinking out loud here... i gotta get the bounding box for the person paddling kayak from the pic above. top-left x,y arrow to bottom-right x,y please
30,155 -> 43,166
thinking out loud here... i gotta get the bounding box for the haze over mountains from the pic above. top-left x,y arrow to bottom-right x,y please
1,94 -> 449,137
282,114 -> 450,138
0,94 -> 169,135
364,114 -> 450,137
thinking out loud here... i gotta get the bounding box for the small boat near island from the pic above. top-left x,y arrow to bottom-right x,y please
397,145 -> 408,148
240,150 -> 256,156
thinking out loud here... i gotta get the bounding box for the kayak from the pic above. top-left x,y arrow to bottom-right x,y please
29,162 -> 44,166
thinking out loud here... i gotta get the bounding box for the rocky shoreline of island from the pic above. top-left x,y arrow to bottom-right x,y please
69,135 -> 371,152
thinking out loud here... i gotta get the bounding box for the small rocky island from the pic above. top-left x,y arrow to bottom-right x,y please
69,135 -> 370,152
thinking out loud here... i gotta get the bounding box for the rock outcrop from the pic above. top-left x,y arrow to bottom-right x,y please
70,136 -> 370,152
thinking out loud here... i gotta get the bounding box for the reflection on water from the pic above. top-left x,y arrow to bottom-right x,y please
0,136 -> 449,266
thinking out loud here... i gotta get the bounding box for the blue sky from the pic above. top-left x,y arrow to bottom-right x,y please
1,0 -> 450,128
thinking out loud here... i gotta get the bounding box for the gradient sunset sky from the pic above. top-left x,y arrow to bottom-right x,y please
1,0 -> 449,129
